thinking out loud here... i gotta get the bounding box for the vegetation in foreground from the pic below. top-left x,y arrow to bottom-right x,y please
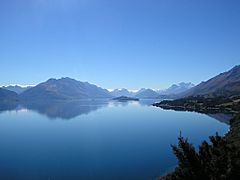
160,132 -> 240,180
155,96 -> 240,180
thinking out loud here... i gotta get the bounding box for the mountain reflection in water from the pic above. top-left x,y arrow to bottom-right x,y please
0,99 -> 232,124
21,99 -> 110,120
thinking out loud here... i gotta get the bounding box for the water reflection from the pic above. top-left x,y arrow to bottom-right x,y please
207,113 -> 232,125
21,99 -> 109,120
0,98 -> 229,180
0,99 -> 233,124
139,99 -> 163,106
0,101 -> 18,112
21,99 -> 159,120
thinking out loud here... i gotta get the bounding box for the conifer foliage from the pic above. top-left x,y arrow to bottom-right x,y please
161,134 -> 240,180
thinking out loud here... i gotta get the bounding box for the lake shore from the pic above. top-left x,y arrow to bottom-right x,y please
153,96 -> 240,147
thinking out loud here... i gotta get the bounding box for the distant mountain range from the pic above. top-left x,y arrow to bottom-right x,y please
135,88 -> 160,99
110,88 -> 134,97
181,65 -> 240,97
158,82 -> 195,95
110,83 -> 194,99
20,77 -> 113,101
1,65 -> 239,103
110,88 -> 162,99
0,80 -> 195,102
2,85 -> 32,94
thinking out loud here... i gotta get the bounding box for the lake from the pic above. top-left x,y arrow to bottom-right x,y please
0,99 -> 229,180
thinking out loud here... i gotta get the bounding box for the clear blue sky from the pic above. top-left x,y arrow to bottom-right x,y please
0,0 -> 240,90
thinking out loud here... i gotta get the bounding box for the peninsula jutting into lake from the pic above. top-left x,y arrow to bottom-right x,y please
153,65 -> 240,179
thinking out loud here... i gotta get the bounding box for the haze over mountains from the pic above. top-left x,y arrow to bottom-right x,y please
110,83 -> 194,99
1,79 -> 194,102
2,85 -> 32,94
1,65 -> 240,103
159,82 -> 195,95
110,88 -> 162,99
135,89 -> 160,99
110,88 -> 135,97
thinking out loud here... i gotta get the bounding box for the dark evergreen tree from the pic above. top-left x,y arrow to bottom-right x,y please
161,133 -> 240,180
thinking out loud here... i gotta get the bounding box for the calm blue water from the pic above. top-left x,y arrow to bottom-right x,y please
0,100 -> 229,180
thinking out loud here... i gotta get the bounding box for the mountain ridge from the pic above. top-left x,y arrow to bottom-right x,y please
110,88 -> 134,97
20,77 -> 113,101
181,65 -> 240,97
135,88 -> 159,99
2,85 -> 33,94
158,82 -> 195,95
2,64 -> 240,102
